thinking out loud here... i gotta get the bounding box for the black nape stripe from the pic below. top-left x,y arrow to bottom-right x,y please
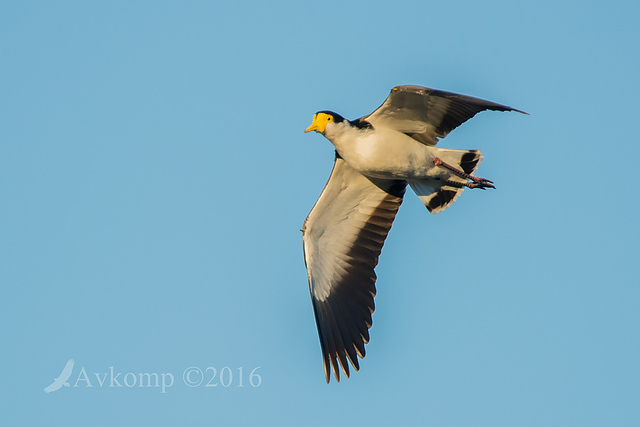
349,118 -> 373,130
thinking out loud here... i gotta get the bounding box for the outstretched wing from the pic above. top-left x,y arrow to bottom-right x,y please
302,154 -> 406,383
364,85 -> 526,146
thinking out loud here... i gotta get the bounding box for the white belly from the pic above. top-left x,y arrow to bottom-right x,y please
331,128 -> 439,180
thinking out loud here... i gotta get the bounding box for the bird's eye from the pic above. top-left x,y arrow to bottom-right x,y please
327,116 -> 332,121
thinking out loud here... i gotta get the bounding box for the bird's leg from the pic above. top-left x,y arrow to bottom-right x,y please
433,157 -> 495,189
442,179 -> 492,190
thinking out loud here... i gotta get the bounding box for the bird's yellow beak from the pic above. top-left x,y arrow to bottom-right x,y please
304,113 -> 332,133
304,116 -> 318,133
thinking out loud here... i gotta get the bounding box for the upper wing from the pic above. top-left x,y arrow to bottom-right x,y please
364,85 -> 526,146
302,154 -> 406,383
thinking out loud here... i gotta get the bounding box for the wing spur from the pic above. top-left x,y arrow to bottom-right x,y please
302,155 -> 406,383
364,85 -> 526,146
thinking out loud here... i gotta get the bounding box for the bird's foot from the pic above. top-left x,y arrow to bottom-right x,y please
464,178 -> 495,190
434,157 -> 495,189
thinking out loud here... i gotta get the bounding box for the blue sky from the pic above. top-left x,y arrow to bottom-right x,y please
2,1 -> 639,425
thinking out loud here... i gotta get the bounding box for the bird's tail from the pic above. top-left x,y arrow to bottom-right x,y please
409,148 -> 483,214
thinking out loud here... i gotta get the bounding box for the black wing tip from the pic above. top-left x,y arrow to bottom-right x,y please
494,104 -> 528,115
325,354 -> 361,383
390,84 -> 528,115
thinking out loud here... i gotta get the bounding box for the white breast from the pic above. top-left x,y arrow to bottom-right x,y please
327,124 -> 435,180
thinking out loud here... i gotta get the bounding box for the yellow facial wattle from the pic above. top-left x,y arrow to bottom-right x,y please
305,112 -> 334,133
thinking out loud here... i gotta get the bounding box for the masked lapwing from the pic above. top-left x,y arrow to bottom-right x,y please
302,85 -> 525,382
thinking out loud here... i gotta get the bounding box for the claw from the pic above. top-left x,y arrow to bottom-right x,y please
466,181 -> 495,190
470,177 -> 495,189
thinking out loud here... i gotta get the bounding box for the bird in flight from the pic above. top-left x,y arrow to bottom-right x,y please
43,359 -> 75,393
302,85 -> 525,383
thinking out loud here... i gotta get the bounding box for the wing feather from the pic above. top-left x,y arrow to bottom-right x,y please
364,85 -> 526,146
303,155 -> 406,383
